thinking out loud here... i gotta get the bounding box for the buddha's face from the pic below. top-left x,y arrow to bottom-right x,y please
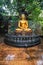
21,14 -> 26,19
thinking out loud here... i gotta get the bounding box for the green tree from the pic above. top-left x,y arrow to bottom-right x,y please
0,0 -> 42,33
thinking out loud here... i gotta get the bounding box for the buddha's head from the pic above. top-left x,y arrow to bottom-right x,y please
21,14 -> 26,20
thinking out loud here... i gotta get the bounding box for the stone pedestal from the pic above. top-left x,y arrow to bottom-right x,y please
4,33 -> 40,47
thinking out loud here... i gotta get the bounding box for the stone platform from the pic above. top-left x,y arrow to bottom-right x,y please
4,33 -> 40,47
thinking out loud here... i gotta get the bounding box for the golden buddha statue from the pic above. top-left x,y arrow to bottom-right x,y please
16,14 -> 32,33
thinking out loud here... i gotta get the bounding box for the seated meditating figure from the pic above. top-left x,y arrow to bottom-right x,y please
16,14 -> 32,32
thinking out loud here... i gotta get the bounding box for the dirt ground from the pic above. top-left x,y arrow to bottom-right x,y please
0,37 -> 43,65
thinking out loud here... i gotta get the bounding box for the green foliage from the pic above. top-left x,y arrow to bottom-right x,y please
38,10 -> 43,27
17,0 -> 41,23
0,0 -> 18,16
0,0 -> 42,34
26,0 -> 41,21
